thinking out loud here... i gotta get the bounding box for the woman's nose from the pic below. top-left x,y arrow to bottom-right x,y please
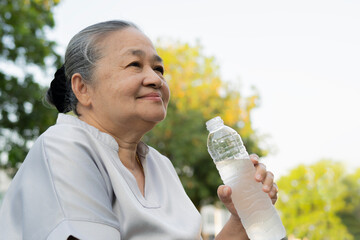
143,67 -> 163,88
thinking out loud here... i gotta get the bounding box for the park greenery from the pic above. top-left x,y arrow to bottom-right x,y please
277,160 -> 360,239
0,0 -> 359,239
0,0 -> 60,176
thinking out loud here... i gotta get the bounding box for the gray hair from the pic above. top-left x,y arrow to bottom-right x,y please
47,20 -> 139,115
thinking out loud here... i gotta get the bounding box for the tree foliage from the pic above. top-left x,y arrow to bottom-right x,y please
144,41 -> 266,208
0,0 -> 60,65
337,168 -> 360,239
277,160 -> 360,239
0,0 -> 60,176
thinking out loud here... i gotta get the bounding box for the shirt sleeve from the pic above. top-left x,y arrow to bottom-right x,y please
42,125 -> 121,239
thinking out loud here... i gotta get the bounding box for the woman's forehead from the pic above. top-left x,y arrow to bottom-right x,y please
100,28 -> 158,59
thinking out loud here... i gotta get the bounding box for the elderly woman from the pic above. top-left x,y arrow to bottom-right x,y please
0,20 -> 279,239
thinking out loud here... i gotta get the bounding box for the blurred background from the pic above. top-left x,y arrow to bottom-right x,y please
0,0 -> 359,239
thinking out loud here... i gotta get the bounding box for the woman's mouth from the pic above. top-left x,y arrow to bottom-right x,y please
138,92 -> 162,102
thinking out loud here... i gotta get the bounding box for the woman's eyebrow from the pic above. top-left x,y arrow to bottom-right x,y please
124,49 -> 163,63
152,55 -> 163,63
125,49 -> 145,58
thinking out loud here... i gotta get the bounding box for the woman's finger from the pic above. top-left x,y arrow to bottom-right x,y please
269,182 -> 279,204
217,185 -> 232,204
262,171 -> 274,192
249,154 -> 260,165
254,163 -> 267,182
217,185 -> 238,217
250,154 -> 268,182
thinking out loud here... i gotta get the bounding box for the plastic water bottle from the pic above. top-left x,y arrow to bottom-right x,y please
206,116 -> 286,240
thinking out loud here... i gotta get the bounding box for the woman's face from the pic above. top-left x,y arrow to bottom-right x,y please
87,27 -> 170,131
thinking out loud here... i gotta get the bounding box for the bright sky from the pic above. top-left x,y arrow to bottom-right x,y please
49,0 -> 360,178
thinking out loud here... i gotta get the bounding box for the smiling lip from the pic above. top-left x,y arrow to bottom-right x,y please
138,92 -> 162,101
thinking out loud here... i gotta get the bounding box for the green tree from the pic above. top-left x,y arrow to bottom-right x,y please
277,160 -> 359,239
0,0 -> 60,176
144,41 -> 266,208
338,168 -> 360,239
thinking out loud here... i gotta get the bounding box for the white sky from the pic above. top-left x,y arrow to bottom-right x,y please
48,0 -> 360,178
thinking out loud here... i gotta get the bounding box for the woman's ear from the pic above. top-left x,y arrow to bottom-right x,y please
71,73 -> 92,107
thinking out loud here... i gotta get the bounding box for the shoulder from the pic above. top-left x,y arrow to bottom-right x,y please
34,122 -> 98,170
0,115 -> 119,239
37,119 -> 113,191
26,116 -> 115,208
20,116 -> 112,194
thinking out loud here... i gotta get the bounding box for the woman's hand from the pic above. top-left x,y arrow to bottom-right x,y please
215,154 -> 278,239
218,154 -> 278,215
250,153 -> 278,205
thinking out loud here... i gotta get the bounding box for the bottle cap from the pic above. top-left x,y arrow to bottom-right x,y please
206,116 -> 224,132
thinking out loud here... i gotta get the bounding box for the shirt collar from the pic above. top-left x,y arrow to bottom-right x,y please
56,113 -> 149,155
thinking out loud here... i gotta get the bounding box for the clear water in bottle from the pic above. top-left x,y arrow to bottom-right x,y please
206,116 -> 286,240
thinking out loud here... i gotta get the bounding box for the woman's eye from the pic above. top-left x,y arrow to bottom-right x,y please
154,66 -> 164,75
128,61 -> 141,68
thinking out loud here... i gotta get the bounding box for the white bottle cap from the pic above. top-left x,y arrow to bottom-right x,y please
206,116 -> 224,132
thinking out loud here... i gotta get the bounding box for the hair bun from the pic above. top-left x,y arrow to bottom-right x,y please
49,65 -> 68,113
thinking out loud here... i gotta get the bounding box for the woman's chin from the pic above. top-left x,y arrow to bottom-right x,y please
136,109 -> 165,124
148,114 -> 166,123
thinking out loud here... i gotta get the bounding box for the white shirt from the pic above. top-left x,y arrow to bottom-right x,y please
0,114 -> 202,240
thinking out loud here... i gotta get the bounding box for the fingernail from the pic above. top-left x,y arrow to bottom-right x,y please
263,185 -> 270,191
223,187 -> 230,195
256,174 -> 262,181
